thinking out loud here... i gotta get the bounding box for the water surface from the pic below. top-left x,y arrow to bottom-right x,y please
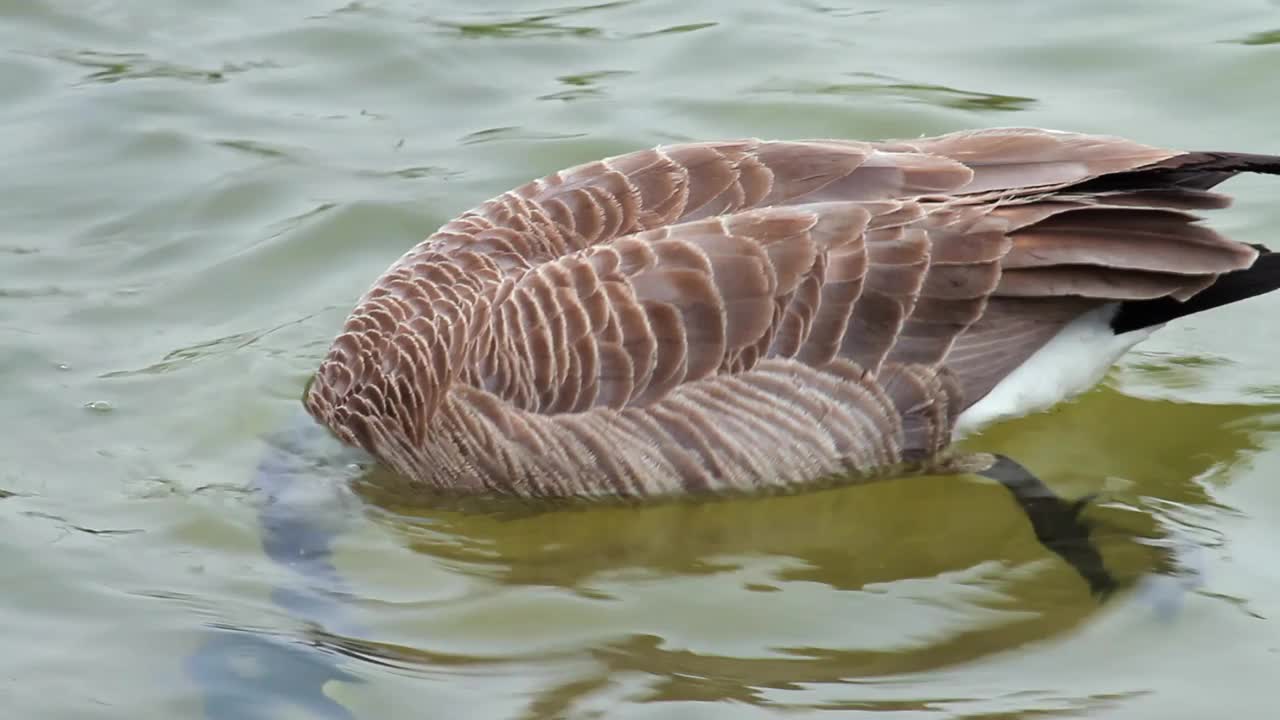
5,1 -> 1280,717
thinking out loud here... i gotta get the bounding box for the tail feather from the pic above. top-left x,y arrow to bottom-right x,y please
1073,150 -> 1280,192
1070,150 -> 1280,334
1111,248 -> 1280,333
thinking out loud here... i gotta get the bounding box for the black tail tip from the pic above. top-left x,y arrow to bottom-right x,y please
1111,248 -> 1280,334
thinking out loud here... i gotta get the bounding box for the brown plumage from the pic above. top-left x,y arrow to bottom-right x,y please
304,127 -> 1280,498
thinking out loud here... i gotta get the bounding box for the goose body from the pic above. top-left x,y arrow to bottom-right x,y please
304,127 -> 1280,497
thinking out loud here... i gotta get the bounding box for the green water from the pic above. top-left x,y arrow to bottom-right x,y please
6,1 -> 1280,717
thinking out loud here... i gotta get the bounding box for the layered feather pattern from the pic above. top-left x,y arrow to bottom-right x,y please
305,128 -> 1272,496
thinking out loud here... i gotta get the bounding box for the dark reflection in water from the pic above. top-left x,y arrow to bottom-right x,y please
1232,29 -> 1280,46
755,72 -> 1038,112
192,385 -> 1277,717
363,388 -> 1271,582
427,1 -> 717,42
429,1 -> 633,40
350,387 -> 1276,691
45,49 -> 274,85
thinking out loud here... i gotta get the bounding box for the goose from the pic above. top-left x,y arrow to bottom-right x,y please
303,127 -> 1280,506
192,129 -> 1280,717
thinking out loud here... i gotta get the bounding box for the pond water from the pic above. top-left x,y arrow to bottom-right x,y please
5,1 -> 1280,717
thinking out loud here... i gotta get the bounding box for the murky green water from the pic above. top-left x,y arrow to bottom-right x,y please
6,1 -> 1280,717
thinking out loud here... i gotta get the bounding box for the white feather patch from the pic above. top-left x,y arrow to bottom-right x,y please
953,303 -> 1157,438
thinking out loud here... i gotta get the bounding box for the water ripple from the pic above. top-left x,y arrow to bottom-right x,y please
47,49 -> 278,86
100,314 -> 323,379
755,72 -> 1037,112
627,21 -> 718,38
430,1 -> 634,39
460,126 -> 588,145
537,69 -> 632,102
1230,29 -> 1280,45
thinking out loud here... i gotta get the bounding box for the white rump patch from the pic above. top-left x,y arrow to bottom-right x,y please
953,303 -> 1157,438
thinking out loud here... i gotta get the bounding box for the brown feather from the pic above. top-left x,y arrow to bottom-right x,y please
303,129 -> 1280,497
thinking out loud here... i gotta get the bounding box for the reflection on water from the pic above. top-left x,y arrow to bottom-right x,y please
254,385 -> 1271,713
429,1 -> 632,39
428,1 -> 718,41
755,72 -> 1038,113
46,49 -> 275,86
1233,29 -> 1280,46
187,383 -> 1276,717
